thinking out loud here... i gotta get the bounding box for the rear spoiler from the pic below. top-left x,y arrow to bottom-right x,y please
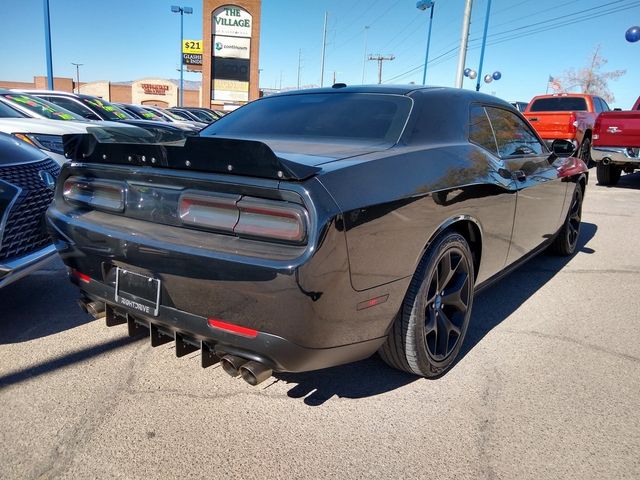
62,134 -> 321,181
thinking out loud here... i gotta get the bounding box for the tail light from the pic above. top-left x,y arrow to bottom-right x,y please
568,112 -> 577,134
63,177 -> 125,212
593,115 -> 601,141
179,191 -> 308,244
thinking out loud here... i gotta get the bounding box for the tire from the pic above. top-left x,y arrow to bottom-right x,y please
379,232 -> 474,377
596,162 -> 621,186
550,185 -> 583,256
579,137 -> 594,168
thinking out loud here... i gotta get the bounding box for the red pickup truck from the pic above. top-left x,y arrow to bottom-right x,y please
591,96 -> 640,185
524,93 -> 612,166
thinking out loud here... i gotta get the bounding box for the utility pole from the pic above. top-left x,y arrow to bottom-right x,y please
43,0 -> 54,89
297,49 -> 302,89
71,63 -> 83,94
320,11 -> 328,87
279,70 -> 283,90
368,54 -> 395,84
455,0 -> 473,88
361,25 -> 370,84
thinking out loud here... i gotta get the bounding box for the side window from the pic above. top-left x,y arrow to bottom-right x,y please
469,105 -> 498,156
485,107 -> 545,157
594,98 -> 603,113
600,98 -> 611,112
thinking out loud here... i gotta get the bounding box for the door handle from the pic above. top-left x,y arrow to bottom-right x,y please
512,170 -> 526,181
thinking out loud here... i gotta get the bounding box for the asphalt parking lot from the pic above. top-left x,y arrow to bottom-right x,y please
1,172 -> 639,480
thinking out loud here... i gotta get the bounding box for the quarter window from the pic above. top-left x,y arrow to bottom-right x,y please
469,105 -> 498,155
485,107 -> 545,157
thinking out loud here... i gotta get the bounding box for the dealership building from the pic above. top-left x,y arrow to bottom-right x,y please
0,1 -> 262,110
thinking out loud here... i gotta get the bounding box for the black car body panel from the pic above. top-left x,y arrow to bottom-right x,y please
46,86 -> 588,372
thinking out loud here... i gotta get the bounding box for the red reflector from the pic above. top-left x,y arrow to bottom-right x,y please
207,318 -> 258,338
357,294 -> 389,311
71,269 -> 91,283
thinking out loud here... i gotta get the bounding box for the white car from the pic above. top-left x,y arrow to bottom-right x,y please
0,99 -> 152,165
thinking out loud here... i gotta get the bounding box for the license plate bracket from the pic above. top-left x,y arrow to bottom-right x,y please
115,267 -> 161,316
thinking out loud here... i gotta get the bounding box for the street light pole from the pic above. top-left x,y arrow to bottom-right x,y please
455,0 -> 473,88
416,1 -> 435,85
171,5 -> 193,107
43,0 -> 54,89
71,63 -> 83,94
475,0 -> 492,92
361,26 -> 369,84
320,11 -> 328,87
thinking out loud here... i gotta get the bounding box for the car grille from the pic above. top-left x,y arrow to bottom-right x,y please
0,158 -> 60,261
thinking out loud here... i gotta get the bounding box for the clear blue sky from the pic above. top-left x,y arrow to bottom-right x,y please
0,0 -> 638,107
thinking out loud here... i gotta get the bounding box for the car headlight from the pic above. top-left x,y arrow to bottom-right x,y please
14,133 -> 64,155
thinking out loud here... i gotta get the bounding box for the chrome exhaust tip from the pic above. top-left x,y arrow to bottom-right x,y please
77,298 -> 106,319
220,355 -> 249,377
602,157 -> 611,165
239,361 -> 273,386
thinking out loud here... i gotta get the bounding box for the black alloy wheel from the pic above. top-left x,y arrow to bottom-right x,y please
379,232 -> 475,377
550,186 -> 583,256
424,247 -> 471,361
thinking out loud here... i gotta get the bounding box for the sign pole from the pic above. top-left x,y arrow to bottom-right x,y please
475,0 -> 492,92
43,0 -> 54,89
180,9 -> 184,107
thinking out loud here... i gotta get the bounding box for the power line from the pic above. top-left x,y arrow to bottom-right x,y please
382,0 -> 640,84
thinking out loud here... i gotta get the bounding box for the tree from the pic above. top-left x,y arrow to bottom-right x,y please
559,45 -> 625,103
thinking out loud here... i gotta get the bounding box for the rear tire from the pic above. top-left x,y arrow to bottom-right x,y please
550,186 -> 583,256
596,162 -> 621,186
579,137 -> 594,168
379,232 -> 474,377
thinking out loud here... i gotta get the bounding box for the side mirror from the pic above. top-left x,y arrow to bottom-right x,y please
550,139 -> 575,157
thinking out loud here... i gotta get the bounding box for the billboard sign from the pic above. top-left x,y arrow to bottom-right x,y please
212,79 -> 249,102
182,40 -> 203,54
213,35 -> 250,60
212,6 -> 252,37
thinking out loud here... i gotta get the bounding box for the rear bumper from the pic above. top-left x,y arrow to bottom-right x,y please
591,146 -> 640,165
46,196 -> 407,372
76,275 -> 385,372
0,244 -> 57,288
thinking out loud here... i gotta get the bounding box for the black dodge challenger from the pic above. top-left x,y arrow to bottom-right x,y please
47,86 -> 588,384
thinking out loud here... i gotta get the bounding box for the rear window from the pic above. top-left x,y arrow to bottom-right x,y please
200,93 -> 412,144
529,97 -> 588,112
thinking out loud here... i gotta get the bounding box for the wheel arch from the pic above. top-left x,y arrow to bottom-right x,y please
419,215 -> 483,280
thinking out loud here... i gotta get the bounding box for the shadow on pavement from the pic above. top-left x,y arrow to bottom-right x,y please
275,222 -> 598,406
456,221 -> 597,366
0,335 -> 145,389
0,258 -> 94,344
